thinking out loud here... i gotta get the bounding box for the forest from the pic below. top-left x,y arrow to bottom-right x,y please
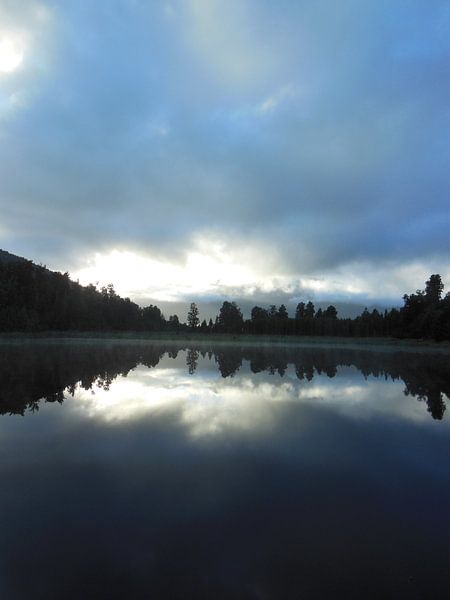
0,250 -> 449,340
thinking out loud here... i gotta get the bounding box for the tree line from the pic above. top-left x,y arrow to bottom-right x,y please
187,273 -> 450,340
0,253 -> 449,340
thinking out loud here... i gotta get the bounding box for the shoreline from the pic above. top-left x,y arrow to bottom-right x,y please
0,331 -> 449,353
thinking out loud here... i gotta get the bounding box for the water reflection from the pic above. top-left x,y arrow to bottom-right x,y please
1,341 -> 450,599
0,341 -> 448,420
186,347 -> 199,375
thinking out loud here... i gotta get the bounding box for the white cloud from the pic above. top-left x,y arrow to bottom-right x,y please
70,234 -> 450,308
313,259 -> 450,303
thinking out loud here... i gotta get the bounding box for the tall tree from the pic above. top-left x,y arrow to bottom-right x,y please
425,274 -> 444,303
295,302 -> 305,320
305,301 -> 315,318
187,302 -> 200,329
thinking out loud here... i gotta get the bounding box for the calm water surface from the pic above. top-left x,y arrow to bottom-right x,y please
0,340 -> 449,599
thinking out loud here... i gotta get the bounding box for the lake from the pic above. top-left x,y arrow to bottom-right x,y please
0,339 -> 449,599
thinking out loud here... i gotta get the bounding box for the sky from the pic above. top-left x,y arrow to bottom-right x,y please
0,0 -> 449,318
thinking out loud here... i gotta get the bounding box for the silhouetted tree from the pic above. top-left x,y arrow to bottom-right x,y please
295,302 -> 305,320
268,305 -> 277,320
324,305 -> 338,319
278,304 -> 288,320
399,275 -> 448,339
250,306 -> 269,334
217,301 -> 244,334
305,301 -> 315,318
168,314 -> 180,331
251,306 -> 267,321
425,274 -> 444,303
142,305 -> 165,331
187,302 -> 200,330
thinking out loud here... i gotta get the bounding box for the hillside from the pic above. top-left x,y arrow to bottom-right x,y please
0,249 -> 28,265
0,250 -> 165,332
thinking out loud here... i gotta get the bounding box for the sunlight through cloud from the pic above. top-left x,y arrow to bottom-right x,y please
0,36 -> 24,73
73,237 -> 270,303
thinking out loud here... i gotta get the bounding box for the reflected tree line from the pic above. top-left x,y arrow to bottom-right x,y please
0,342 -> 448,420
1,256 -> 449,340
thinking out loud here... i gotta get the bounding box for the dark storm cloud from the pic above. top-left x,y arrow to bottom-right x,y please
0,0 -> 449,296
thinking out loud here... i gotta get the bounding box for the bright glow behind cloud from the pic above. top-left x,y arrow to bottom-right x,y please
71,236 -> 450,308
73,240 -> 261,302
0,2 -> 53,126
0,36 -> 24,73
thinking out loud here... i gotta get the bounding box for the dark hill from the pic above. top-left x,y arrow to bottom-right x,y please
0,250 -> 161,332
0,249 -> 28,265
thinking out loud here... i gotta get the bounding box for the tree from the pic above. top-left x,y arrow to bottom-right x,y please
268,305 -> 278,320
217,301 -> 244,333
168,314 -> 180,331
305,301 -> 315,318
250,306 -> 268,334
251,306 -> 268,321
295,302 -> 305,320
324,305 -> 338,319
425,274 -> 444,303
187,302 -> 199,329
278,304 -> 289,319
101,283 -> 117,298
142,304 -> 165,331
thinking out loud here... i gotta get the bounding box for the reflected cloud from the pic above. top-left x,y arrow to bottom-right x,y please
0,342 -> 448,431
67,365 -> 437,440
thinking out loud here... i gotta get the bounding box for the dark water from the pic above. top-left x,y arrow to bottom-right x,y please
0,340 -> 449,599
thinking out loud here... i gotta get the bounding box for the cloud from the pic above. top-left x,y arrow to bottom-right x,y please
0,0 -> 449,308
183,0 -> 281,93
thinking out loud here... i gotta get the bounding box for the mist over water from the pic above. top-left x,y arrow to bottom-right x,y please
0,341 -> 449,599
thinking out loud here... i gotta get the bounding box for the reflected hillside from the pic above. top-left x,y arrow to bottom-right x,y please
0,341 -> 449,420
0,343 -> 167,416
